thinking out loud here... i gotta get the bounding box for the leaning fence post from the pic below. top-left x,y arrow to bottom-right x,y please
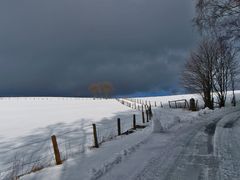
92,124 -> 99,148
133,114 -> 136,129
117,118 -> 121,136
51,135 -> 62,165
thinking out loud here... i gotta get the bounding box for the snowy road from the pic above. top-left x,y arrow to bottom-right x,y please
214,111 -> 240,180
98,107 -> 240,180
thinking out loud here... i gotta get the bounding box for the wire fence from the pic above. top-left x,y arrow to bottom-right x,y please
0,139 -> 55,180
0,98 -> 152,180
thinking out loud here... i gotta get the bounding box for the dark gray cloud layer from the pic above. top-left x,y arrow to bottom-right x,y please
0,0 -> 197,96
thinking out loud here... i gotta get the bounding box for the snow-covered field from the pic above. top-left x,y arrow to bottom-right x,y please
133,90 -> 240,108
20,102 -> 201,180
0,97 -> 135,140
0,97 -> 142,179
1,92 -> 240,180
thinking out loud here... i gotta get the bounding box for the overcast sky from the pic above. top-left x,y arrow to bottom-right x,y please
0,0 -> 197,97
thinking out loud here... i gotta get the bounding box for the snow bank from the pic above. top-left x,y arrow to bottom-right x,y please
152,108 -> 199,130
198,107 -> 214,116
22,123 -> 152,180
90,139 -> 147,180
152,118 -> 164,133
213,110 -> 240,156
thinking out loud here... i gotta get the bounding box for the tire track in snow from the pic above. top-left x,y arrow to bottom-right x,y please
132,120 -> 208,180
96,107 -> 240,180
133,108 -> 240,180
214,111 -> 240,180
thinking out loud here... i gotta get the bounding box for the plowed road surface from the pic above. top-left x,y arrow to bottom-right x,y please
99,108 -> 240,180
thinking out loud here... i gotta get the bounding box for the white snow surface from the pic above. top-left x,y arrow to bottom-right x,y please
96,106 -> 240,180
135,90 -> 240,108
1,92 -> 240,180
152,118 -> 163,133
21,104 -> 200,180
0,97 -> 142,179
0,97 -> 133,140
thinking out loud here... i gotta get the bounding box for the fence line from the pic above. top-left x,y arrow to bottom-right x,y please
0,99 -> 153,180
0,96 -> 196,179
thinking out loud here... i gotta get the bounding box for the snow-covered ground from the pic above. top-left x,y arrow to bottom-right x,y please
1,92 -> 240,180
131,90 -> 240,108
0,97 -> 142,179
21,105 -> 201,180
0,97 -> 135,140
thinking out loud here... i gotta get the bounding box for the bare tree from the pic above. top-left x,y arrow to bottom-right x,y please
193,0 -> 240,107
182,39 -> 217,109
183,37 -> 239,108
194,0 -> 240,41
212,39 -> 233,107
228,46 -> 239,106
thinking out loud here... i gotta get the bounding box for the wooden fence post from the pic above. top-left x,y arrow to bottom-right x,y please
149,105 -> 152,120
133,114 -> 136,129
142,111 -> 145,124
117,118 -> 121,136
51,135 -> 62,165
155,101 -> 157,107
92,124 -> 99,148
146,110 -> 149,122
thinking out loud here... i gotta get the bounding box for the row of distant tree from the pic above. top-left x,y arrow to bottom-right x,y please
88,82 -> 113,98
182,0 -> 240,109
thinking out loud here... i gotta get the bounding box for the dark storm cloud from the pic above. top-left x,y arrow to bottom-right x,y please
0,0 -> 197,96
